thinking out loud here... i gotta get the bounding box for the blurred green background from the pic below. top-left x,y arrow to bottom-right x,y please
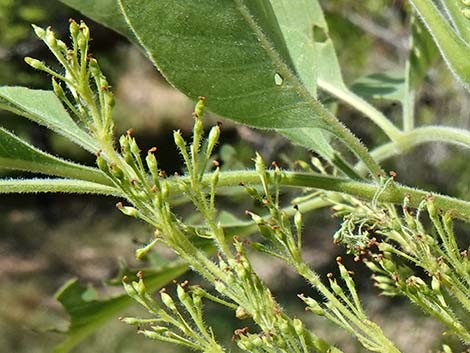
1,1 -> 470,352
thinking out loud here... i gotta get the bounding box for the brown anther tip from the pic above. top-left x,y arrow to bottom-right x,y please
181,280 -> 189,287
212,160 -> 220,167
172,279 -> 177,284
137,271 -> 143,279
68,18 -> 75,23
271,161 -> 279,168
336,256 -> 342,263
151,185 -> 158,192
354,256 -> 361,262
174,172 -> 179,177
327,272 -> 333,279
262,199 -> 269,205
245,210 -> 251,216
198,96 -> 206,101
100,85 -> 108,91
130,179 -> 137,185
116,202 -> 123,209
47,26 -> 52,31
96,149 -> 102,156
239,182 -> 245,187
293,204 -> 299,210
127,128 -> 134,136
389,171 -> 397,178
159,288 -> 167,294
216,121 -> 222,127
122,275 -> 129,283
118,316 -> 123,321
148,147 -> 157,153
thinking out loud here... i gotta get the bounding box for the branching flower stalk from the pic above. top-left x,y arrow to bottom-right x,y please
22,19 -> 470,353
331,193 -> 470,342
245,158 -> 401,353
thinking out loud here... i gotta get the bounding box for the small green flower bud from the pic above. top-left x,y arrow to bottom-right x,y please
329,279 -> 345,297
363,259 -> 383,273
192,116 -> 203,152
24,57 -> 46,70
380,258 -> 397,273
130,138 -> 141,159
405,276 -> 427,295
177,284 -> 190,303
160,291 -> 177,312
255,152 -> 266,175
426,196 -> 437,218
110,164 -> 125,180
235,263 -> 248,280
298,294 -> 325,316
141,329 -> 166,340
173,130 -> 186,151
431,276 -> 441,292
211,167 -> 220,188
45,29 -> 58,50
373,275 -> 393,285
116,202 -> 139,217
52,78 -> 66,99
146,148 -> 159,179
293,318 -> 304,336
135,238 -> 159,260
161,180 -> 170,200
194,96 -> 205,118
69,19 -> 80,39
206,124 -> 221,156
32,24 -> 46,39
96,155 -> 110,174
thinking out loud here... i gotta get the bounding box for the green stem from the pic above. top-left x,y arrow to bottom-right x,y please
318,79 -> 403,142
357,125 -> 470,174
0,178 -> 122,196
166,170 -> 470,221
409,0 -> 470,84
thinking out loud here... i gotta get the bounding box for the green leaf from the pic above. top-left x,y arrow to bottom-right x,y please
0,87 -> 98,153
410,0 -> 470,86
0,128 -> 111,184
118,0 -> 353,147
52,261 -> 188,353
438,0 -> 470,44
0,178 -> 120,196
58,0 -> 136,41
350,72 -> 405,102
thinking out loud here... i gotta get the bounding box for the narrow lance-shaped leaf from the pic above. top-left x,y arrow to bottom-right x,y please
0,86 -> 99,153
410,0 -> 470,87
0,127 -> 111,185
438,0 -> 470,44
0,178 -> 120,196
52,262 -> 188,353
